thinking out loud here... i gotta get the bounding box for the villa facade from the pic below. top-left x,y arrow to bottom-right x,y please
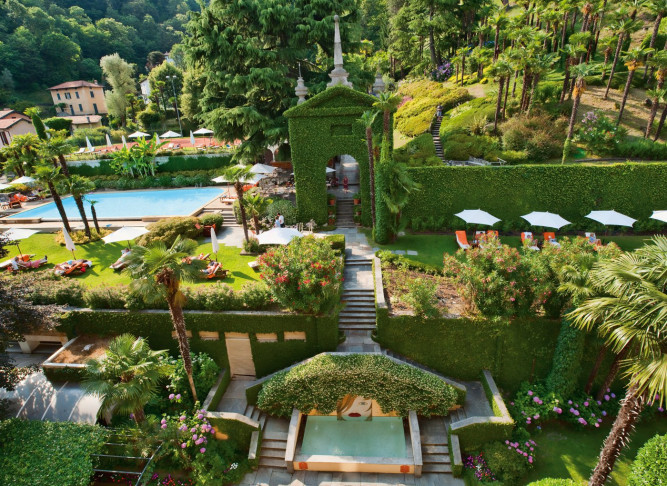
47,80 -> 108,117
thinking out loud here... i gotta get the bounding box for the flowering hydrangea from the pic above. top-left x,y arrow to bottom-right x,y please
463,452 -> 496,482
575,110 -> 626,154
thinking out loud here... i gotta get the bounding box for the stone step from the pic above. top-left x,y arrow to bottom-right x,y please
422,463 -> 452,474
261,448 -> 285,459
262,439 -> 287,450
340,309 -> 376,316
342,305 -> 376,311
263,431 -> 288,441
423,445 -> 449,454
251,408 -> 261,422
342,288 -> 375,293
339,316 -> 376,323
423,454 -> 451,464
339,323 -> 376,331
258,457 -> 286,469
258,415 -> 267,430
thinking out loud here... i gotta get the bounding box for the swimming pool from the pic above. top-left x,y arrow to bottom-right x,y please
8,188 -> 224,220
300,416 -> 406,458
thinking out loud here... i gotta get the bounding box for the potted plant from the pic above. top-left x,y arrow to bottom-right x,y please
353,192 -> 361,205
327,194 -> 336,206
328,215 -> 336,225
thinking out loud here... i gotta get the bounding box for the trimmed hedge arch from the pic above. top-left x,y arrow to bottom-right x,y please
285,86 -> 386,226
256,353 -> 460,417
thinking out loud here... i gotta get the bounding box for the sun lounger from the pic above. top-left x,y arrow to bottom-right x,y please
1,254 -> 36,270
248,260 -> 260,270
202,262 -> 228,279
455,231 -> 470,250
521,232 -> 540,251
585,232 -> 602,248
543,232 -> 561,248
54,259 -> 92,276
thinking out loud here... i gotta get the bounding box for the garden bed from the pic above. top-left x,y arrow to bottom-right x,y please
50,334 -> 112,364
382,263 -> 467,317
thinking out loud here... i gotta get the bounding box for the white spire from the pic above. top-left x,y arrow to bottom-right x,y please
327,15 -> 352,88
295,63 -> 308,104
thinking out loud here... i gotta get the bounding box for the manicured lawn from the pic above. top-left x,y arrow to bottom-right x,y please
363,231 -> 659,268
521,418 -> 667,485
2,234 -> 259,290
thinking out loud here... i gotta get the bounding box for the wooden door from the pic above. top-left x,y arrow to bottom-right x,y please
224,333 -> 256,378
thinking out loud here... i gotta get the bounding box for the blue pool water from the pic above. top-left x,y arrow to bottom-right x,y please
300,416 -> 406,457
9,188 -> 224,220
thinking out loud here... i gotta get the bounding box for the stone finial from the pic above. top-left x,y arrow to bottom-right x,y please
327,15 -> 353,88
295,62 -> 308,104
372,72 -> 385,95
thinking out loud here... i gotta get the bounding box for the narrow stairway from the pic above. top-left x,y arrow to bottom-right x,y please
419,417 -> 453,475
431,117 -> 445,163
219,205 -> 239,227
336,198 -> 355,228
258,428 -> 288,470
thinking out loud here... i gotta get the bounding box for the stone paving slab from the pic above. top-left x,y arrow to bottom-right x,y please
406,250 -> 418,256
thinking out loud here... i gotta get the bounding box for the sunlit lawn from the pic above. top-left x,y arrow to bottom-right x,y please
363,231 -> 661,268
2,234 -> 259,290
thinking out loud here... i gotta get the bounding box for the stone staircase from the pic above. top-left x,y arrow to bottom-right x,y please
219,205 -> 239,227
419,417 -> 453,475
431,117 -> 445,162
258,428 -> 288,470
242,403 -> 267,430
339,255 -> 375,332
336,198 -> 355,228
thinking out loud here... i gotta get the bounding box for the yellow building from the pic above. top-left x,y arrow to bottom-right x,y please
47,81 -> 107,116
0,110 -> 36,147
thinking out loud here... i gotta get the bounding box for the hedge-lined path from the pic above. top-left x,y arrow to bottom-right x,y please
431,117 -> 445,163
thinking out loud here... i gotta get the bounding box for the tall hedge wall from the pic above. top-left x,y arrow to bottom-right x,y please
59,310 -> 338,378
401,163 -> 667,230
68,154 -> 233,177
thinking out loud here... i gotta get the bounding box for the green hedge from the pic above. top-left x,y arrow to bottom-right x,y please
207,416 -> 258,452
376,309 -> 562,393
69,154 -> 233,177
205,370 -> 231,412
402,163 -> 667,231
628,433 -> 667,486
43,366 -> 86,383
393,133 -> 442,167
59,310 -> 339,378
452,420 -> 514,452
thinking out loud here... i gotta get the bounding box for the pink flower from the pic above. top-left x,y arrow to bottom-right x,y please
161,418 -> 167,424
179,415 -> 186,421
181,443 -> 187,449
197,413 -> 204,420
200,448 -> 206,454
192,434 -> 198,440
528,456 -> 533,463
175,394 -> 181,400
168,393 -> 175,400
604,395 -> 610,401
528,391 -> 533,396
584,401 -> 589,407
161,424 -> 167,429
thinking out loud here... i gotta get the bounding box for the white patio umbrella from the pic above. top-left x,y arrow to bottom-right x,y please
650,210 -> 667,223
326,167 -> 336,174
102,226 -> 150,246
160,130 -> 181,138
0,183 -> 11,190
585,210 -> 636,227
105,134 -> 112,147
257,227 -> 303,245
156,135 -> 161,144
210,228 -> 219,259
62,226 -> 76,258
10,176 -> 36,185
85,137 -> 94,152
128,131 -> 150,139
190,131 -> 196,146
211,173 -> 266,185
250,163 -> 277,175
193,128 -> 214,135
121,135 -> 127,148
3,228 -> 40,255
455,209 -> 501,226
521,211 -> 572,229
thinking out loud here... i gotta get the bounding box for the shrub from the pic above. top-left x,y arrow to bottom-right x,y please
403,278 -> 441,318
136,108 -> 163,129
394,133 -> 442,167
439,97 -> 496,137
43,117 -> 72,132
54,228 -> 111,245
136,217 -> 200,247
239,282 -> 272,309
527,479 -> 579,486
616,138 -> 667,160
575,111 -> 626,155
441,132 -> 500,161
26,275 -> 86,307
500,113 -> 566,162
484,440 -> 533,483
83,285 -> 127,309
628,434 -> 667,486
258,236 -> 343,313
199,283 -> 243,311
265,199 -> 297,226
168,352 -> 220,404
198,213 -> 223,229
243,237 -> 261,254
70,127 -> 110,148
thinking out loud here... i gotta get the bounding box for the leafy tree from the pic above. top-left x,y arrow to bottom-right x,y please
568,236 -> 667,486
84,334 -> 173,423
24,107 -> 47,141
359,110 -> 378,227
33,162 -> 71,232
617,47 -> 653,126
243,192 -> 273,234
86,198 -> 101,233
562,63 -> 597,163
124,236 -> 205,402
489,58 -> 513,130
645,51 -> 667,138
59,175 -> 95,239
100,53 -> 137,127
39,132 -> 74,177
146,50 -> 166,70
221,165 -> 254,243
603,18 -> 641,100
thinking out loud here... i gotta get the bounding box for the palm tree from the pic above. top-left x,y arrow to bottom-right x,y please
604,18 -> 641,100
490,59 -> 513,130
124,236 -> 205,402
33,163 -> 71,232
86,198 -> 101,233
84,334 -> 173,423
489,11 -> 508,60
527,52 -> 558,113
455,47 -> 468,86
598,35 -> 618,81
359,110 -> 378,227
560,44 -> 586,103
60,175 -> 95,238
568,236 -> 667,486
645,51 -> 667,137
563,63 -> 597,164
221,165 -> 254,243
372,91 -> 401,142
243,192 -> 272,234
382,159 -> 420,241
617,47 -> 654,126
39,133 -> 74,177
471,46 -> 494,79
644,0 -> 667,80
652,89 -> 667,140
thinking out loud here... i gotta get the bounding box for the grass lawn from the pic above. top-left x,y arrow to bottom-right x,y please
2,234 -> 259,290
520,418 -> 667,485
363,231 -> 658,268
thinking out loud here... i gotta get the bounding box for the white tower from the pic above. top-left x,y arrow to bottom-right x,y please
327,15 -> 353,88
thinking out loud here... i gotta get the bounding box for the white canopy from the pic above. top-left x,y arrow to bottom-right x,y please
102,226 -> 150,244
326,167 -> 336,174
190,131 -> 196,146
211,173 -> 266,185
0,183 -> 12,190
10,176 -> 36,185
256,227 -> 303,245
455,209 -> 501,226
105,134 -> 112,147
3,228 -> 40,241
85,136 -> 94,152
62,226 -> 76,253
210,228 -> 219,254
250,163 -> 277,175
128,131 -> 150,139
650,210 -> 667,223
160,130 -> 181,138
193,128 -> 214,135
122,135 -> 127,147
585,210 -> 636,227
521,211 -> 572,229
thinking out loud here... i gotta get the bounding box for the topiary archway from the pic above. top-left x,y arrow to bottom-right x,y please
256,353 -> 461,417
284,86 -> 386,226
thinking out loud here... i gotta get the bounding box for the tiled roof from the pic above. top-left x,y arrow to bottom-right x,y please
48,81 -> 104,90
55,115 -> 103,124
0,118 -> 26,130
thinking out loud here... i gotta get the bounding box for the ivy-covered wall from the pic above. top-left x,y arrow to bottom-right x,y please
401,163 -> 667,230
59,310 -> 338,379
68,154 -> 233,177
285,86 -> 385,226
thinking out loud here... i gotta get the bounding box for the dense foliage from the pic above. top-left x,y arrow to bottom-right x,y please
628,434 -> 667,486
258,236 -> 343,313
484,439 -> 535,482
257,353 -> 460,417
168,352 -> 220,406
0,419 -> 107,486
